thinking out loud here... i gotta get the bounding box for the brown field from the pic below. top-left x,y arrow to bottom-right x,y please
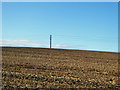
1,47 -> 119,89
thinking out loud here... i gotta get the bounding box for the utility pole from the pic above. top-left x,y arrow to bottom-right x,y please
50,35 -> 52,48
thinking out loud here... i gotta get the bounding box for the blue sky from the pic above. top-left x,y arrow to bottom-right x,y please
1,2 -> 118,52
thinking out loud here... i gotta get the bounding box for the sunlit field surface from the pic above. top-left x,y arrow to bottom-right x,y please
2,47 -> 119,89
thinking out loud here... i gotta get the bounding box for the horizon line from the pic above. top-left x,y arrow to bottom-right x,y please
1,46 -> 119,53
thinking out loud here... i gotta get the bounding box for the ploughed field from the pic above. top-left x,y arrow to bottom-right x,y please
2,47 -> 119,89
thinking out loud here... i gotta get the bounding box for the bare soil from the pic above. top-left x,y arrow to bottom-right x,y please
1,47 -> 119,89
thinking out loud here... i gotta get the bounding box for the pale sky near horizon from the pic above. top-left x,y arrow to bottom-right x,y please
1,2 -> 118,52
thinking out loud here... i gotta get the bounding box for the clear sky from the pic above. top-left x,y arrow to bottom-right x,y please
1,2 -> 118,52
